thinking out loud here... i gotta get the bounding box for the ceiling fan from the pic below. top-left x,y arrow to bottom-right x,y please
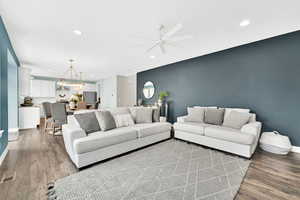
146,23 -> 192,54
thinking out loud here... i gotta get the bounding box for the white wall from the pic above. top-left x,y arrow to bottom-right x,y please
7,50 -> 18,131
117,76 -> 128,107
98,74 -> 136,108
98,76 -> 117,108
127,74 -> 137,106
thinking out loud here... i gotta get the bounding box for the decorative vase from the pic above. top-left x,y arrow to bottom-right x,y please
158,99 -> 163,107
137,98 -> 143,106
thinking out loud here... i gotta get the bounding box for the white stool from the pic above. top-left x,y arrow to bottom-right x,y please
260,131 -> 292,155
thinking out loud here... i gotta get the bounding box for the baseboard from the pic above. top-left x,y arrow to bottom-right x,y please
9,128 -> 19,132
8,128 -> 19,141
0,146 -> 8,166
291,146 -> 300,153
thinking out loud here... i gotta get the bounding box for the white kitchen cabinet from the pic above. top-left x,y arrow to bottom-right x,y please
31,79 -> 56,97
19,67 -> 32,96
19,107 -> 40,129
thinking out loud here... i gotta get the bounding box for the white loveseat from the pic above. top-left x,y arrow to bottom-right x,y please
174,108 -> 262,158
62,108 -> 172,168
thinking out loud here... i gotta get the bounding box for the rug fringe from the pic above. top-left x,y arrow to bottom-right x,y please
47,182 -> 57,200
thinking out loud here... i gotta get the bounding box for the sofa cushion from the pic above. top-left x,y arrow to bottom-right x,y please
113,113 -> 135,128
74,109 -> 97,114
204,108 -> 225,125
136,108 -> 153,123
186,107 -> 205,123
223,111 -> 251,129
67,115 -> 81,127
205,126 -> 255,145
128,107 -> 141,122
173,122 -> 210,135
74,112 -> 101,134
73,127 -> 138,154
96,111 -> 116,131
224,108 -> 250,120
132,122 -> 171,138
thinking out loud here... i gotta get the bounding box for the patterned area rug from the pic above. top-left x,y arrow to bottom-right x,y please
48,139 -> 251,200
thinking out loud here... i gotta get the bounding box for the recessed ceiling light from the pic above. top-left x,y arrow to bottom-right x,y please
73,30 -> 82,35
240,19 -> 250,27
150,55 -> 155,59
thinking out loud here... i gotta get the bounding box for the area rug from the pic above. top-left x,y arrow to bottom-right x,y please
47,139 -> 251,200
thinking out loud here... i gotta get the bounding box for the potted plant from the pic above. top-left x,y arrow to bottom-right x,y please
158,91 -> 169,106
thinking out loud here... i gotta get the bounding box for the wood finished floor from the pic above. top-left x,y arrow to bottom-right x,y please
0,126 -> 299,200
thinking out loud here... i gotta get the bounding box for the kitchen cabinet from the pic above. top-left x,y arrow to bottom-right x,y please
31,79 -> 56,97
19,67 -> 32,96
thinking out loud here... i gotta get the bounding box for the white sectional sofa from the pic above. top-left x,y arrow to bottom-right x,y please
174,107 -> 262,158
62,108 -> 171,168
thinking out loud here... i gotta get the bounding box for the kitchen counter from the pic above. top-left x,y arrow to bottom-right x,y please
19,107 -> 40,129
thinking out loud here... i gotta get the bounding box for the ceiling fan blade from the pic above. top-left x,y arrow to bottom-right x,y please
162,23 -> 183,40
159,44 -> 166,54
146,41 -> 161,53
164,42 -> 181,48
165,35 -> 193,42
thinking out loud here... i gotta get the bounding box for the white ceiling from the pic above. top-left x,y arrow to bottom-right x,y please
1,0 -> 300,81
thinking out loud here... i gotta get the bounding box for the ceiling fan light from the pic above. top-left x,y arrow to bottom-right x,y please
240,19 -> 250,27
73,30 -> 82,35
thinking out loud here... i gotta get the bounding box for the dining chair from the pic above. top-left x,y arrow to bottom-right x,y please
42,102 -> 53,133
50,103 -> 67,135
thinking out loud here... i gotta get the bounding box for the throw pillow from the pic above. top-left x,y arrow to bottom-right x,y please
109,107 -> 130,115
113,113 -> 134,128
204,108 -> 225,125
96,111 -> 116,131
136,108 -> 153,123
129,107 -> 142,122
223,111 -> 251,129
224,108 -> 250,120
152,108 -> 160,122
186,107 -> 205,123
74,112 -> 101,134
194,106 -> 217,110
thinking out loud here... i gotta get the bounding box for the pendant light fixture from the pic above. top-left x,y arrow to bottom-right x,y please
57,59 -> 85,88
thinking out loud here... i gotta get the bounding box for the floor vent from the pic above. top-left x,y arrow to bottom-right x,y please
0,172 -> 16,184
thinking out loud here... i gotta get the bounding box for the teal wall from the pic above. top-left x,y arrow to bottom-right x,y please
138,30 -> 300,146
0,16 -> 19,157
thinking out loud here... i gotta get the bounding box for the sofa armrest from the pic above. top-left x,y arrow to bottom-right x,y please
177,115 -> 188,123
62,125 -> 86,155
241,122 -> 262,138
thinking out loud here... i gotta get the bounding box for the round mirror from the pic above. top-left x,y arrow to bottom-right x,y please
143,81 -> 155,99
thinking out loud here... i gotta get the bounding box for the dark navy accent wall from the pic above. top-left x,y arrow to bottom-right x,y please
0,16 -> 19,157
137,31 -> 300,146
